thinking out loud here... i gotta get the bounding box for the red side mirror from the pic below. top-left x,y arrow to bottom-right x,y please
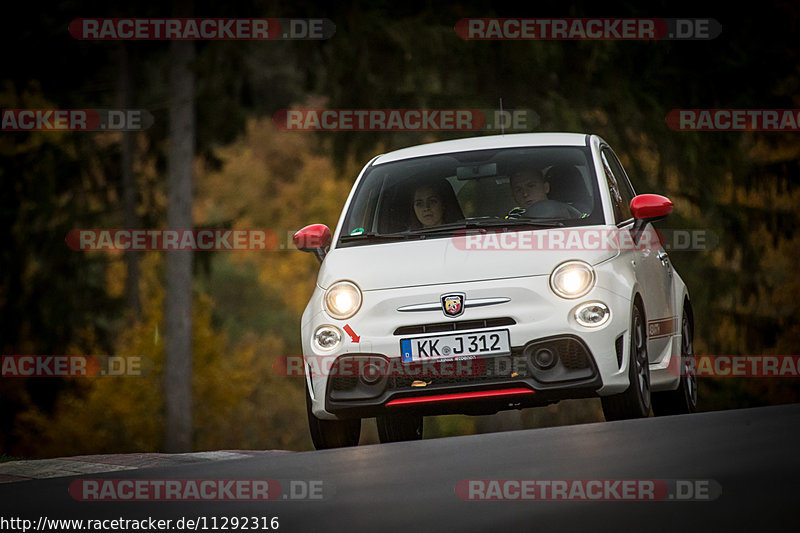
630,194 -> 673,221
293,224 -> 331,262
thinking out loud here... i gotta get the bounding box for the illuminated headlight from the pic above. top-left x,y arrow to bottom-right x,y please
550,261 -> 595,299
324,281 -> 362,319
313,325 -> 343,351
574,302 -> 611,328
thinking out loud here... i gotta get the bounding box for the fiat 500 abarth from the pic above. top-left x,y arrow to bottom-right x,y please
294,133 -> 696,449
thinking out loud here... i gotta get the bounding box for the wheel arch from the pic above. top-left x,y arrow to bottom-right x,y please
683,294 -> 694,327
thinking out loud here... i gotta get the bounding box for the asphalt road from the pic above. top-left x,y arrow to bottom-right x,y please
1,403 -> 798,533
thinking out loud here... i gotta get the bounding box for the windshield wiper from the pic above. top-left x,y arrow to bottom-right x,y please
340,219 -> 566,242
339,231 -> 420,243
406,218 -> 565,236
473,218 -> 565,229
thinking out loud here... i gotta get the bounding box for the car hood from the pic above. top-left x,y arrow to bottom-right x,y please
318,228 -> 619,291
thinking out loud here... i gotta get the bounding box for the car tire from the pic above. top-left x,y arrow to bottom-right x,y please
652,305 -> 697,416
376,412 -> 423,443
602,300 -> 651,421
306,384 -> 361,449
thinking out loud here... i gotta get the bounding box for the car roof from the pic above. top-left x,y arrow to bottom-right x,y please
372,132 -> 592,165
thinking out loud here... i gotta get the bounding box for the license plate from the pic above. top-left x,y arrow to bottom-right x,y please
400,330 -> 511,363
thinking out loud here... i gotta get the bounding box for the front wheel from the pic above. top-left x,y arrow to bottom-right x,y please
306,384 -> 361,449
652,306 -> 697,416
376,412 -> 423,443
602,301 -> 651,421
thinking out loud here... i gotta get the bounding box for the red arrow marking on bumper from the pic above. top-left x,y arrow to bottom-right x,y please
343,324 -> 360,343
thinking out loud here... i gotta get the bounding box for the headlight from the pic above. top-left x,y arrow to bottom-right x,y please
550,261 -> 595,299
313,325 -> 342,351
574,302 -> 611,327
324,281 -> 362,319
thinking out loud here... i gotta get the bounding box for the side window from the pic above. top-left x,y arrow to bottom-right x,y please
601,148 -> 634,223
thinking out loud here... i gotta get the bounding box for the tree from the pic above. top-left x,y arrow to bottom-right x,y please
119,41 -> 141,316
164,15 -> 196,452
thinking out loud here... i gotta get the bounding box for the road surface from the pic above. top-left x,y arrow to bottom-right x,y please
1,404 -> 798,533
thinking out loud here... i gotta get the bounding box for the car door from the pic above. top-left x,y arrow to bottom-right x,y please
600,146 -> 676,364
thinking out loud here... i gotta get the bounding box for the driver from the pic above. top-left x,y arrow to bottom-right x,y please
507,168 -> 581,219
510,168 -> 549,209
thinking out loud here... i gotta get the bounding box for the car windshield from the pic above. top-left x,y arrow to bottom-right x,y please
339,145 -> 603,246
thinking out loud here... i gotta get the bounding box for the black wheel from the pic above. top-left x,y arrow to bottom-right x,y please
306,384 -> 360,449
652,305 -> 697,416
602,301 -> 651,421
376,412 -> 423,443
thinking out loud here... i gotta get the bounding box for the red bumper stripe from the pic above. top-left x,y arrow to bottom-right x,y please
386,387 -> 535,407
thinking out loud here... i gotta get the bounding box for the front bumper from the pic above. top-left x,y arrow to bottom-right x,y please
303,275 -> 634,420
322,335 -> 603,418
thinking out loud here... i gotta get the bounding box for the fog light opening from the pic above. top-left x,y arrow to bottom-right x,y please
360,360 -> 383,385
533,348 -> 558,370
575,302 -> 611,328
313,325 -> 342,351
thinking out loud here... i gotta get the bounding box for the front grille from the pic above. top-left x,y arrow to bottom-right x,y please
331,376 -> 358,391
394,317 -> 516,336
389,372 -> 515,390
556,337 -> 593,370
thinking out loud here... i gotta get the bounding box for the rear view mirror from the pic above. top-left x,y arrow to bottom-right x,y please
456,163 -> 497,180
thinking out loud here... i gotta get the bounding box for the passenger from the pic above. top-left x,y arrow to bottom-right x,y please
409,180 -> 463,228
412,184 -> 445,227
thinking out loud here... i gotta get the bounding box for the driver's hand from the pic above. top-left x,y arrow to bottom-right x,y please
505,206 -> 527,219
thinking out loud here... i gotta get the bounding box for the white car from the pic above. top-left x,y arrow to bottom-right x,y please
294,133 -> 696,449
